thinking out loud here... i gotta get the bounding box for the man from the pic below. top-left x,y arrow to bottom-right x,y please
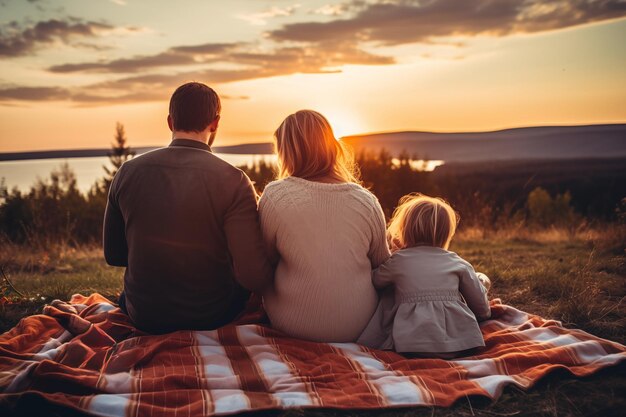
103,82 -> 273,333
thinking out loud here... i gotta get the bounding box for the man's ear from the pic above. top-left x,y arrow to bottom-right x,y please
167,115 -> 173,132
209,115 -> 220,132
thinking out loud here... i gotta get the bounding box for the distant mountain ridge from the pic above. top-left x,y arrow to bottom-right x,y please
342,124 -> 626,162
1,124 -> 625,163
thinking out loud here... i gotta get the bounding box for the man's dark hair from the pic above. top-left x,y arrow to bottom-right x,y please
169,82 -> 221,132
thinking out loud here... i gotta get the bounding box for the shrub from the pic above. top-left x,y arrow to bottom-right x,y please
526,187 -> 578,228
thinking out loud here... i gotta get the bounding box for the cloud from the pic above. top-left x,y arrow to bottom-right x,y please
48,42 -> 240,73
0,82 -> 249,106
0,39 -> 393,105
312,4 -> 349,16
5,0 -> 625,106
0,18 -> 145,57
237,4 -> 300,26
46,39 -> 392,75
270,0 -> 626,45
311,1 -> 366,16
0,86 -> 69,101
48,51 -> 194,73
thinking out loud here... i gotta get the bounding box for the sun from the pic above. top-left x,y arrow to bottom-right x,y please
324,110 -> 367,139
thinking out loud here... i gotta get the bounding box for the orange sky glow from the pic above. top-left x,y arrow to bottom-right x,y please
0,0 -> 625,152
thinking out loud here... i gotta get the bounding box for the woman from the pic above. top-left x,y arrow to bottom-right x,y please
259,110 -> 391,342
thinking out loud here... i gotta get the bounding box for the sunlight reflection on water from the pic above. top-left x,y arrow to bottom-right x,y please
391,158 -> 444,171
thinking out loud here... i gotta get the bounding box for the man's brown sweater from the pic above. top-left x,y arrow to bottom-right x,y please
103,139 -> 272,333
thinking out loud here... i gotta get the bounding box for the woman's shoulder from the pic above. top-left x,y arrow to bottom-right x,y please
263,177 -> 370,197
260,178 -> 315,209
343,183 -> 383,210
261,178 -> 382,211
262,178 -> 286,192
260,179 -> 291,200
350,183 -> 378,199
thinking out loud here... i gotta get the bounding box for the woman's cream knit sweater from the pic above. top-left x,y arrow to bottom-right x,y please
259,176 -> 391,342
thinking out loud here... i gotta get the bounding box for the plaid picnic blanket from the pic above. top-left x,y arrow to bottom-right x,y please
0,293 -> 624,416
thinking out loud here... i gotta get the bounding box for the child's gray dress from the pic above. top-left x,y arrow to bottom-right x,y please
357,246 -> 491,353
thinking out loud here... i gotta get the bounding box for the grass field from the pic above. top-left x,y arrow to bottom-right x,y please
1,227 -> 624,416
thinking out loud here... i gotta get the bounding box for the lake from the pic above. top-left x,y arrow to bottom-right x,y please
0,154 -> 277,194
0,153 -> 443,194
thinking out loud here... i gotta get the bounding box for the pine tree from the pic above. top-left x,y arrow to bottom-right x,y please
103,122 -> 135,189
0,177 -> 7,205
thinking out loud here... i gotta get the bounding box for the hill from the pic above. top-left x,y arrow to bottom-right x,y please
2,124 -> 625,163
342,124 -> 626,162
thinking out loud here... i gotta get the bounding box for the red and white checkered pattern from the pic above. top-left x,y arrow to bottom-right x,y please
0,293 -> 624,416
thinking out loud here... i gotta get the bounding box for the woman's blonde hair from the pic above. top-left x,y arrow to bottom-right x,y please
274,110 -> 359,183
388,193 -> 459,250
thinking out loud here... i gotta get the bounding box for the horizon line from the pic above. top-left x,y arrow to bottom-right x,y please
1,121 -> 625,155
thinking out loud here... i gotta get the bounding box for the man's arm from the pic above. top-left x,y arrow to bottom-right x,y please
103,173 -> 128,267
258,190 -> 280,267
223,173 -> 273,293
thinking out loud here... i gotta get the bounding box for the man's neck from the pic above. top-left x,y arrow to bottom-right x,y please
171,130 -> 209,144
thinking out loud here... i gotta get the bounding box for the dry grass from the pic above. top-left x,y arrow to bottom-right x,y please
0,241 -> 122,331
0,225 -> 624,416
457,224 -> 609,244
454,224 -> 626,343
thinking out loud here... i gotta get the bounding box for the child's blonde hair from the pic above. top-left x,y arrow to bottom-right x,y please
388,194 -> 459,250
274,110 -> 359,183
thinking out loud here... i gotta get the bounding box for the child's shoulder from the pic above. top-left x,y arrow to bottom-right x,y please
395,246 -> 456,257
385,246 -> 447,264
393,246 -> 474,269
443,250 -> 475,270
377,247 -> 417,269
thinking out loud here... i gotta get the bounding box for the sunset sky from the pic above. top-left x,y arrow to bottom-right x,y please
0,0 -> 625,152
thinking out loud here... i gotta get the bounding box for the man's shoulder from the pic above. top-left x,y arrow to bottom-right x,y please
122,147 -> 245,176
118,147 -> 166,168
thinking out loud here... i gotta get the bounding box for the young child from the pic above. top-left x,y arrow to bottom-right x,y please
357,193 -> 491,357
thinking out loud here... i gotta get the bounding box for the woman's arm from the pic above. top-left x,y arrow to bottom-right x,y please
368,197 -> 391,268
458,261 -> 491,321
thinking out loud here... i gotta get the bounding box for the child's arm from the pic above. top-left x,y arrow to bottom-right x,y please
372,259 -> 395,289
458,262 -> 491,321
476,273 -> 491,292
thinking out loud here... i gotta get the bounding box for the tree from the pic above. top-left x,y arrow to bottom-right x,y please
0,178 -> 6,205
103,122 -> 135,189
527,187 -> 553,227
526,186 -> 576,228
